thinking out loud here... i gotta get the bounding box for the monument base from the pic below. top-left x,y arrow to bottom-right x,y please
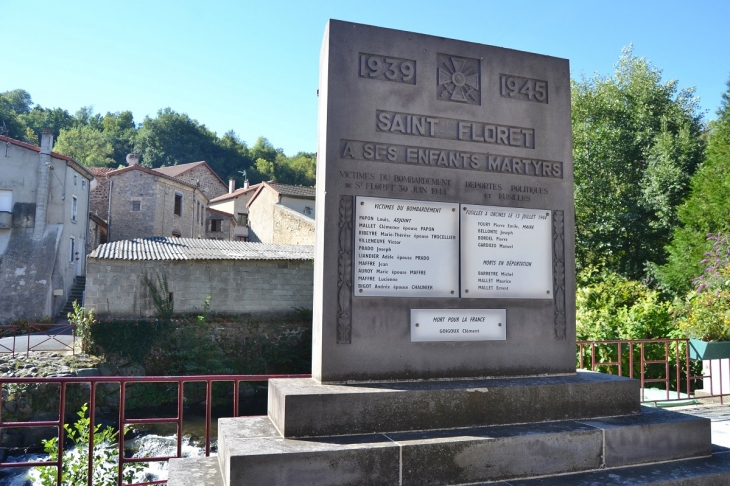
167,373 -> 730,485
268,372 -> 639,437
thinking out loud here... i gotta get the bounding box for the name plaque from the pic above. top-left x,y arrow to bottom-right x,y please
460,205 -> 553,299
410,309 -> 506,342
355,196 -> 459,297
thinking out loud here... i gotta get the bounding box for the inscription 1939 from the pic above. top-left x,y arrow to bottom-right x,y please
359,53 -> 416,85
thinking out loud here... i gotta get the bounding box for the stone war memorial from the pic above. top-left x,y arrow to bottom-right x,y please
169,20 -> 730,485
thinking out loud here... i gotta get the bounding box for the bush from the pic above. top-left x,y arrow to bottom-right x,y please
35,404 -> 143,486
576,268 -> 677,341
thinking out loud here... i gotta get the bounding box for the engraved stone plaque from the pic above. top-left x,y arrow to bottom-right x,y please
315,21 -> 575,382
354,196 -> 459,297
410,309 -> 506,342
460,205 -> 553,299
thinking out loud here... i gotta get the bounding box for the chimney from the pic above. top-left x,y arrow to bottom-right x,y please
243,179 -> 249,190
126,153 -> 140,166
33,130 -> 54,240
229,178 -> 235,193
40,129 -> 54,154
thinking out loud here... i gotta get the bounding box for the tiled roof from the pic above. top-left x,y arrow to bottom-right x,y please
88,168 -> 115,176
89,237 -> 313,261
152,161 -> 228,187
152,161 -> 207,177
268,182 -> 316,199
209,183 -> 262,203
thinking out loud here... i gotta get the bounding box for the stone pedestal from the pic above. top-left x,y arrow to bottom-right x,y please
167,20 -> 730,485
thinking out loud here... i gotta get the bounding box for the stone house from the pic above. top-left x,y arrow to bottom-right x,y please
99,155 -> 209,242
90,158 -> 235,242
246,182 -> 316,245
205,207 -> 236,240
85,237 -> 314,317
207,180 -> 263,241
0,132 -> 93,322
151,160 -> 228,201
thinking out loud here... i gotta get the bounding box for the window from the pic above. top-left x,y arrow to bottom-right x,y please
132,201 -> 141,211
69,237 -> 75,263
172,230 -> 181,238
82,180 -> 86,190
211,220 -> 222,232
304,206 -> 312,216
71,196 -> 77,222
174,193 -> 182,216
0,190 -> 11,212
237,213 -> 248,226
73,174 -> 78,186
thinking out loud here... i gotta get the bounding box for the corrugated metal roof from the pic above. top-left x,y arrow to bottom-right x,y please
89,237 -> 314,261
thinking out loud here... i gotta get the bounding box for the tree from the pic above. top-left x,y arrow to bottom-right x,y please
20,106 -> 75,143
572,47 -> 705,280
655,77 -> 730,294
134,107 -> 221,168
54,125 -> 115,167
1,89 -> 33,114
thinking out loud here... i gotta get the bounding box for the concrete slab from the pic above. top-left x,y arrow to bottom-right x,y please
269,372 -> 639,437
502,451 -> 730,485
580,406 -> 712,467
168,457 -> 224,486
390,421 -> 602,485
221,434 -> 400,486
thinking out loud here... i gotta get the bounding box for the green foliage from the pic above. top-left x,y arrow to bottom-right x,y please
572,46 -> 705,280
675,232 -> 730,341
54,125 -> 115,167
143,273 -> 174,320
35,404 -> 143,486
67,301 -> 97,354
656,77 -> 730,295
196,296 -> 212,323
576,268 -> 677,342
90,319 -> 169,363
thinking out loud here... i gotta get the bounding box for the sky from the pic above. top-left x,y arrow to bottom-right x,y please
1,0 -> 728,156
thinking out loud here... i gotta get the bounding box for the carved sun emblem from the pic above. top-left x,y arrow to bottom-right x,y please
437,56 -> 480,104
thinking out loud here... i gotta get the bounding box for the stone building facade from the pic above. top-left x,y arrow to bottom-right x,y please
0,133 -> 93,322
208,181 -> 262,241
85,238 -> 314,317
106,164 -> 208,242
153,161 -> 228,201
88,167 -> 113,221
247,182 -> 315,245
205,207 -> 236,240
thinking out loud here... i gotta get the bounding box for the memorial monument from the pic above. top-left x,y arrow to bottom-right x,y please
169,21 -> 730,485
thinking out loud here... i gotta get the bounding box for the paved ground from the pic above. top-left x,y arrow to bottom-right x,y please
672,403 -> 730,449
0,325 -> 75,354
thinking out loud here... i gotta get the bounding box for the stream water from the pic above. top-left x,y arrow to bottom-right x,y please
0,415 -> 231,485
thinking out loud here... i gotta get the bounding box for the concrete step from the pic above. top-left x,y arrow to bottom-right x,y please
500,450 -> 730,485
268,372 -> 640,438
204,407 -> 710,486
168,456 -> 224,486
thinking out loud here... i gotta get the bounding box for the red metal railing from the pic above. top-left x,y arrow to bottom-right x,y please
576,338 -> 730,404
0,374 -> 310,485
0,323 -> 77,357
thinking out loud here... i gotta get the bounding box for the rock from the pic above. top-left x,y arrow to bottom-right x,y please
74,368 -> 100,377
97,362 -> 118,376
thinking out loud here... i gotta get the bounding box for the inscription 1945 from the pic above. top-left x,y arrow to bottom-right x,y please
359,53 -> 416,85
500,74 -> 548,104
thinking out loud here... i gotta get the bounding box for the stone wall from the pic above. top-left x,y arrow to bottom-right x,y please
108,169 -> 205,241
272,205 -> 315,245
85,258 -> 314,317
247,187 -> 277,243
89,170 -> 111,220
171,164 -> 228,201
